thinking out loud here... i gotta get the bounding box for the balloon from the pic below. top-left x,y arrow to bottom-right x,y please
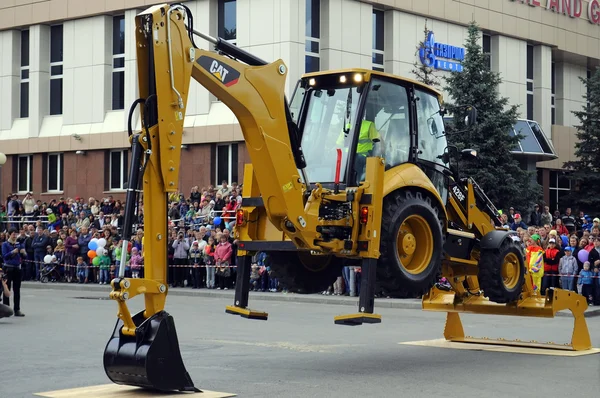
88,241 -> 98,251
90,238 -> 99,244
561,235 -> 568,246
98,238 -> 107,248
44,255 -> 52,264
96,247 -> 104,257
92,257 -> 101,266
88,250 -> 97,259
213,217 -> 222,225
578,249 -> 589,263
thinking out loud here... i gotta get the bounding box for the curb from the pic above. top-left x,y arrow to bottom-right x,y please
21,282 -> 423,310
22,282 -> 600,317
556,308 -> 600,318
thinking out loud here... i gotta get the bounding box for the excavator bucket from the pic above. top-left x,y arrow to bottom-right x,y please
103,309 -> 200,392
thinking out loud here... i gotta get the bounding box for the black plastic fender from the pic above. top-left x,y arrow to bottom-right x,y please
480,229 -> 517,250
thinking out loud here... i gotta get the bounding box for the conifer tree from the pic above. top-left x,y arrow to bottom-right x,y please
443,21 -> 541,211
562,67 -> 600,212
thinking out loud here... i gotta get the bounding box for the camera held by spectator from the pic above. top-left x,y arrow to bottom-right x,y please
0,269 -> 14,319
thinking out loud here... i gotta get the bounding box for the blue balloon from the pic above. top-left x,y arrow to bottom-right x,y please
88,241 -> 98,251
213,217 -> 222,225
561,235 -> 568,246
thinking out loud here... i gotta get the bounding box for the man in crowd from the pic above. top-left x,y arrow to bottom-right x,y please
1,228 -> 25,317
562,207 -> 577,234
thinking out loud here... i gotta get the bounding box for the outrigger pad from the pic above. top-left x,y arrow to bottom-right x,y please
225,305 -> 268,320
334,313 -> 382,326
103,310 -> 200,393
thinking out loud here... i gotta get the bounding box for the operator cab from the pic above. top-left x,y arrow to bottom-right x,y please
289,69 -> 450,199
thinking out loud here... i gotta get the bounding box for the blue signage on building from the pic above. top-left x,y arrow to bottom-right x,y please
419,32 -> 465,72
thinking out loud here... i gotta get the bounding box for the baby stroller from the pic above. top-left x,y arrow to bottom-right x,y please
40,260 -> 61,283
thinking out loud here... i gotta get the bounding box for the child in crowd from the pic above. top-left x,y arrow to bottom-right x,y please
97,250 -> 112,285
250,263 -> 261,291
558,246 -> 577,292
526,234 -> 545,294
76,256 -> 88,284
53,240 -> 65,278
189,240 -> 205,288
204,236 -> 216,289
214,234 -> 232,290
578,261 -> 594,305
129,247 -> 143,278
543,238 -> 561,293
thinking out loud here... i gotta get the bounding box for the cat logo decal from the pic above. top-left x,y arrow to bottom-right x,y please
198,56 -> 240,87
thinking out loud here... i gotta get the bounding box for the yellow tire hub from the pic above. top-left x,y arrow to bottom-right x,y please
502,252 -> 520,290
396,215 -> 433,275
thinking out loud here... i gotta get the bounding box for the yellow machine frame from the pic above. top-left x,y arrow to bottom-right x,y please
105,8 -> 593,394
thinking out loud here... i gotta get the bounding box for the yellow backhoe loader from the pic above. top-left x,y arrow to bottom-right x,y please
103,3 -> 593,393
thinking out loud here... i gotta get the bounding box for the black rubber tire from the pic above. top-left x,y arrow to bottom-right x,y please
377,190 -> 445,298
478,238 -> 526,304
267,251 -> 344,294
40,275 -> 49,284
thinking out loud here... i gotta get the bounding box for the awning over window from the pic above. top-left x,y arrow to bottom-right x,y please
509,119 -> 557,162
442,117 -> 557,162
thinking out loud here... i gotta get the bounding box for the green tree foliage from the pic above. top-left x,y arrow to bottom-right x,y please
562,67 -> 600,212
412,20 -> 441,88
443,21 -> 541,211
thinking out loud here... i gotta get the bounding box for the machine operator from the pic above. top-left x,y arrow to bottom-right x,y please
336,109 -> 383,182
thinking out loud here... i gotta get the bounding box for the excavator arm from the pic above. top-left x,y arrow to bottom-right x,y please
104,3 -> 384,392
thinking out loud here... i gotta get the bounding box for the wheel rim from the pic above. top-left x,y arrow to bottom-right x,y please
395,215 -> 433,275
501,252 -> 520,290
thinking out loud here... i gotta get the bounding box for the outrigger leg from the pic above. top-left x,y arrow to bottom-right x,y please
334,258 -> 381,326
226,254 -> 268,320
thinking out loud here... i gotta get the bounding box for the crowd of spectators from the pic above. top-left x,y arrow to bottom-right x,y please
498,204 -> 600,305
0,181 -> 288,297
3,185 -> 598,306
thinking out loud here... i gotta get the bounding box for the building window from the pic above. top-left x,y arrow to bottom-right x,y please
215,143 -> 238,186
372,9 -> 384,72
482,34 -> 491,70
526,44 -> 533,120
305,0 -> 320,73
551,62 -> 555,125
17,155 -> 33,193
47,153 -> 64,192
109,150 -> 129,190
549,170 -> 570,212
20,29 -> 29,118
50,25 -> 63,116
218,0 -> 236,44
112,15 -> 125,110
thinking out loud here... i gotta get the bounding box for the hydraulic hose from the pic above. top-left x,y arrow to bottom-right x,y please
118,134 -> 145,278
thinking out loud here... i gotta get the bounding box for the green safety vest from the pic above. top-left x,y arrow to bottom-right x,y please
337,121 -> 380,154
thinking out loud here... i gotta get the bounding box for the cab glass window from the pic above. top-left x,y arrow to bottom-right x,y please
300,86 -> 360,183
367,78 -> 410,170
415,88 -> 448,167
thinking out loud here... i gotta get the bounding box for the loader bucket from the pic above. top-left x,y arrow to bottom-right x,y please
103,309 -> 200,392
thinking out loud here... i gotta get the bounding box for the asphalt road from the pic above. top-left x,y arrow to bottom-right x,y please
1,288 -> 599,398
